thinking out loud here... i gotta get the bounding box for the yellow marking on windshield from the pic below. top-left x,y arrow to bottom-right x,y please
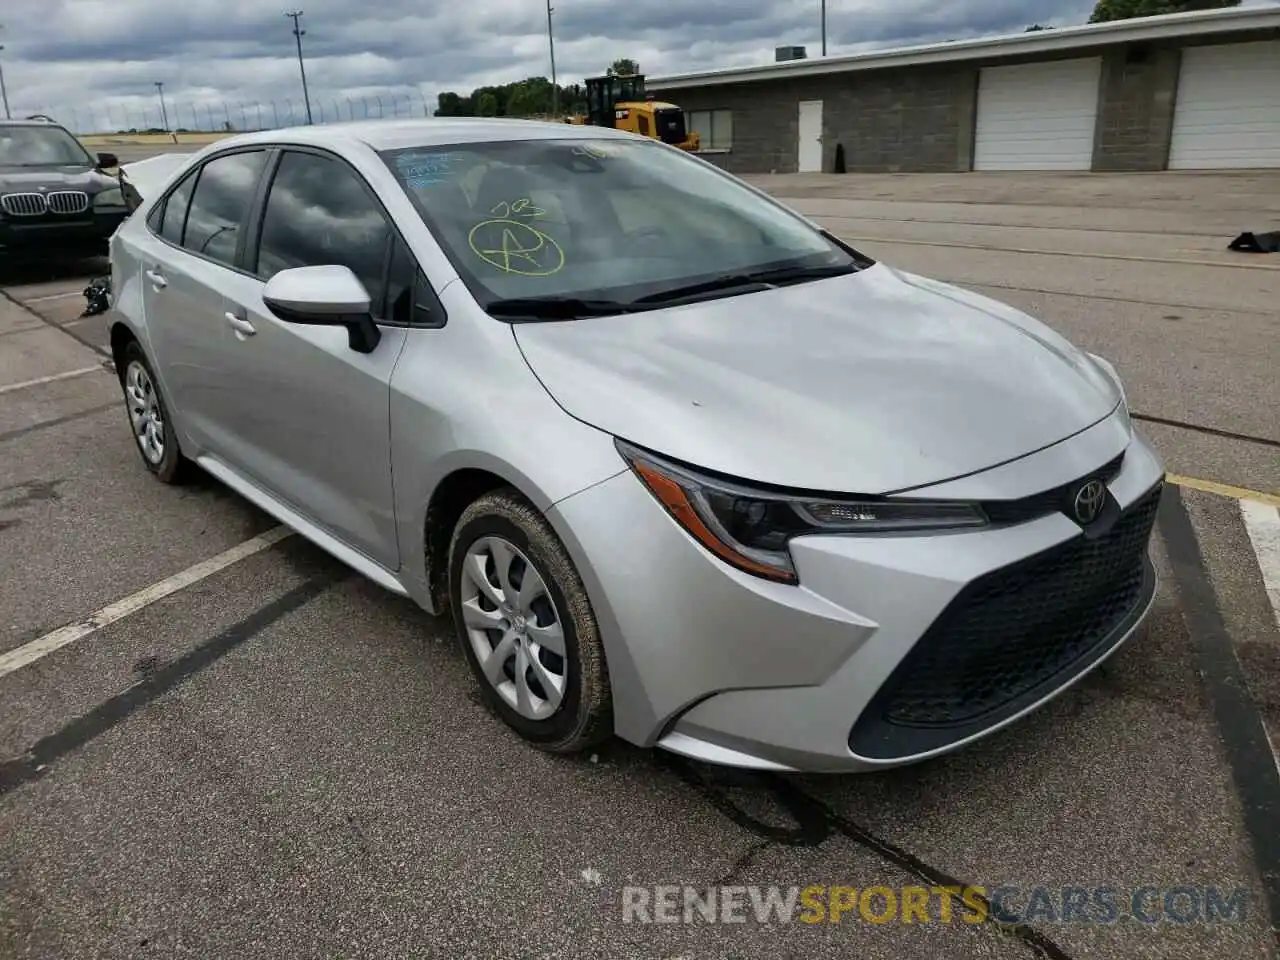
467,197 -> 564,276
468,220 -> 564,276
489,198 -> 547,219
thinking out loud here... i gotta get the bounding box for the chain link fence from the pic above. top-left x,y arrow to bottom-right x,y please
12,93 -> 434,135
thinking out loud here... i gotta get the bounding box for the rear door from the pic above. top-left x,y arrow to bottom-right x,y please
134,148 -> 272,452
212,147 -> 422,570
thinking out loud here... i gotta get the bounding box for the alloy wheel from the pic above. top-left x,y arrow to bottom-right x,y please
459,535 -> 568,721
124,360 -> 165,465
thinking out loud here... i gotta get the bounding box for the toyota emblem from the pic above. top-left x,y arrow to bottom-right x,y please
1072,479 -> 1107,525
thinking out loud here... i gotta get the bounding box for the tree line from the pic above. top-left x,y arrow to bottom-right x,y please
434,59 -> 640,119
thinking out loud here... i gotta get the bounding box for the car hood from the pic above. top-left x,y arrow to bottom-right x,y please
119,153 -> 191,202
0,166 -> 112,192
513,263 -> 1121,494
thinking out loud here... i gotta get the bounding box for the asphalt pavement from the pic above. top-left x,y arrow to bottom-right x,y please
1,166 -> 1279,960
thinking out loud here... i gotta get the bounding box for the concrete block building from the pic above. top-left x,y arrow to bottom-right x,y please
648,7 -> 1280,175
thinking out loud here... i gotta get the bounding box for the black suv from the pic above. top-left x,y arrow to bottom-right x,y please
0,119 -> 132,260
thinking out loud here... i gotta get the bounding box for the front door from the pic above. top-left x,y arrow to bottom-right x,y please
213,148 -> 407,571
798,100 -> 824,173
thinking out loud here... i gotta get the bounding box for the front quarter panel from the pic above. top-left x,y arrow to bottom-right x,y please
389,288 -> 627,608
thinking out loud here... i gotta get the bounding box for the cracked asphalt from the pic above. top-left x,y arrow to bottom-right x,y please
1,165 -> 1278,960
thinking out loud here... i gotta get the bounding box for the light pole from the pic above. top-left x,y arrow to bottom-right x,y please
154,81 -> 170,131
284,10 -> 314,124
821,0 -> 827,56
546,0 -> 558,119
0,30 -> 11,120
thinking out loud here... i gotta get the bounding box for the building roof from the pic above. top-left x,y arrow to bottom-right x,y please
648,6 -> 1280,90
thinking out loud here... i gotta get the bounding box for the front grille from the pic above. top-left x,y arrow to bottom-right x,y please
981,452 -> 1125,526
0,191 -> 90,217
1,193 -> 46,217
849,480 -> 1163,760
47,191 -> 90,215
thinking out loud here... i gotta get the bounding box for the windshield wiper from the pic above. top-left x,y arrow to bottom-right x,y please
748,262 -> 859,284
485,296 -> 643,320
632,262 -> 857,306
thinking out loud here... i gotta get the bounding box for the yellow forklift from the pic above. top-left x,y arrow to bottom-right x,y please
566,74 -> 701,152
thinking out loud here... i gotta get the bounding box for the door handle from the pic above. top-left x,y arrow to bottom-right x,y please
224,311 -> 256,337
145,268 -> 167,289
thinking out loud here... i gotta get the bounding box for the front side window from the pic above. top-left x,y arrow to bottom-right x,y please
182,151 -> 268,266
253,150 -> 393,314
0,124 -> 94,167
654,109 -> 688,146
380,137 -> 859,311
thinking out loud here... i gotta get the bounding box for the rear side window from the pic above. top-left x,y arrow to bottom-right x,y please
158,171 -> 197,245
253,150 -> 393,311
182,150 -> 269,267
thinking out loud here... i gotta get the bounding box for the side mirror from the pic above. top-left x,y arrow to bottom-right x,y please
262,265 -> 382,354
96,152 -> 120,170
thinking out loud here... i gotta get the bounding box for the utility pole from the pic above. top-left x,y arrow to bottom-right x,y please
0,50 -> 10,121
284,10 -> 314,124
546,0 -> 558,119
821,0 -> 827,56
154,81 -> 170,131
0,25 -> 11,120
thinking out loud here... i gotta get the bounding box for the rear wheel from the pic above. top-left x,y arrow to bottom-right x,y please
448,488 -> 613,753
119,340 -> 191,484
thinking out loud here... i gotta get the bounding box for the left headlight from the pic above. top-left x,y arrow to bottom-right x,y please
93,187 -> 128,211
616,440 -> 987,585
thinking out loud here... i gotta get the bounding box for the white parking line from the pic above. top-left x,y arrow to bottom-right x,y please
23,291 -> 84,304
0,366 -> 105,395
1241,499 -> 1280,630
0,526 -> 292,679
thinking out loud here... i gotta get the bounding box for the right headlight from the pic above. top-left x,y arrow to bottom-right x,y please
616,440 -> 988,585
93,186 -> 128,211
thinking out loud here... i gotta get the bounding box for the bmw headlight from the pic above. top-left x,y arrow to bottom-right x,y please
617,440 -> 987,584
93,187 -> 128,211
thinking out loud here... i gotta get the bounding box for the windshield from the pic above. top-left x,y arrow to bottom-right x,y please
0,125 -> 94,167
380,137 -> 864,313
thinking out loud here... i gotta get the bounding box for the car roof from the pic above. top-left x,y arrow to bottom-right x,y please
200,117 -> 641,154
0,118 -> 68,128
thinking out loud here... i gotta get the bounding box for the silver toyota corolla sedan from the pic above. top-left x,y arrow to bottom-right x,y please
107,118 -> 1165,773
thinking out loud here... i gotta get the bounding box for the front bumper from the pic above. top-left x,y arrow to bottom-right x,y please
0,211 -> 127,255
549,410 -> 1165,773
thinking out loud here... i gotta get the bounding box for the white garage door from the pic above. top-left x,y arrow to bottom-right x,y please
1168,41 -> 1280,169
974,58 -> 1102,171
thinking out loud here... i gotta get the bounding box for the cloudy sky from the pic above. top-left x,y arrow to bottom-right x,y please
0,0 -> 1269,131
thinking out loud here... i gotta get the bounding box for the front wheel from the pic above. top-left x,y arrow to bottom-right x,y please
448,488 -> 613,754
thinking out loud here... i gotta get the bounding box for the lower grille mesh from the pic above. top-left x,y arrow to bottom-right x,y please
850,481 -> 1162,757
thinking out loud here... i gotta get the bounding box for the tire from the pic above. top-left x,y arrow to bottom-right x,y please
118,339 -> 192,484
448,488 -> 613,754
